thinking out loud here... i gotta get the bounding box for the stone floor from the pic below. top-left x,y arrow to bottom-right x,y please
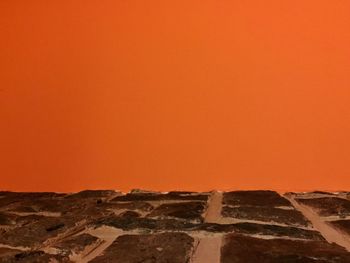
1,190 -> 350,262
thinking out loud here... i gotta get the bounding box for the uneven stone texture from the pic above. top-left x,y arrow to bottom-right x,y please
147,201 -> 206,222
230,222 -> 324,241
221,234 -> 350,263
65,190 -> 116,199
1,190 -> 350,262
53,233 -> 99,256
296,197 -> 350,217
90,233 -> 194,263
0,250 -> 70,263
329,220 -> 350,235
104,201 -> 154,212
0,216 -> 75,247
111,192 -> 209,202
223,190 -> 292,207
222,206 -> 310,227
0,248 -> 22,261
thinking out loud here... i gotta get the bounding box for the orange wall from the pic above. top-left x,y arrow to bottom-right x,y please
1,0 -> 350,192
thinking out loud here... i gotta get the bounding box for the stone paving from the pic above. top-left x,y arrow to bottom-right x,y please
1,190 -> 350,262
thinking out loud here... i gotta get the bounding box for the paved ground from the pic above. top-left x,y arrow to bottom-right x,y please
1,190 -> 350,262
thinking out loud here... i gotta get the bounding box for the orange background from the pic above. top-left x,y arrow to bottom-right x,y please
1,0 -> 350,192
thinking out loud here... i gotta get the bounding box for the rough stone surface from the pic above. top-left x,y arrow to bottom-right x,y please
1,190 -> 350,262
147,201 -> 206,222
53,233 -> 99,256
223,190 -> 292,207
0,250 -> 70,263
221,234 -> 350,263
111,192 -> 209,201
329,220 -> 350,235
296,197 -> 350,217
222,206 -> 310,227
90,233 -> 194,263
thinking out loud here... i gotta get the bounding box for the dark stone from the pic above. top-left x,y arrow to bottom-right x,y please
0,250 -> 70,263
311,191 -> 334,195
95,216 -> 198,231
46,223 -> 65,232
111,192 -> 208,202
53,233 -> 99,256
0,248 -> 22,260
222,206 -> 310,227
90,233 -> 194,263
0,192 -> 66,199
0,217 -> 74,247
296,197 -> 350,217
102,201 -> 154,212
223,190 -> 292,207
65,190 -> 117,199
15,214 -> 49,226
328,219 -> 350,235
0,192 -> 66,211
119,210 -> 141,218
168,191 -> 209,195
1,196 -> 67,213
0,213 -> 16,225
231,222 -> 324,241
221,234 -> 350,263
94,215 -> 322,241
148,202 -> 206,222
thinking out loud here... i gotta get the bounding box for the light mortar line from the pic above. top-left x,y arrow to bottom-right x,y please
286,195 -> 350,252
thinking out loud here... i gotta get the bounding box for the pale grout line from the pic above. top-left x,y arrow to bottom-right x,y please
204,191 -> 223,223
189,191 -> 223,263
283,192 -> 350,201
0,244 -> 30,251
286,195 -> 350,252
219,218 -> 313,230
41,220 -> 88,249
79,226 -> 126,263
6,211 -> 61,217
321,215 -> 350,222
78,239 -> 111,263
190,236 -> 222,263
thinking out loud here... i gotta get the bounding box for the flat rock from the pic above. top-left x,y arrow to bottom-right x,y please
53,233 -> 99,256
65,190 -> 117,199
0,216 -> 75,247
327,219 -> 350,235
3,198 -> 66,213
0,250 -> 70,263
119,210 -> 141,218
0,248 -> 22,260
102,201 -> 154,212
230,222 -> 324,241
94,216 -> 198,231
222,206 -> 310,227
0,192 -> 66,210
296,197 -> 350,217
111,192 -> 208,202
90,233 -> 194,263
95,216 -> 322,240
147,201 -> 206,222
221,233 -> 350,263
223,190 -> 292,207
0,213 -> 17,226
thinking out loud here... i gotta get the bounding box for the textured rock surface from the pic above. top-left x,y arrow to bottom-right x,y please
1,190 -> 350,262
222,234 -> 350,263
90,233 -> 194,263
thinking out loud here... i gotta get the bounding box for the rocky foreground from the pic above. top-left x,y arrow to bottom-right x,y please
1,190 -> 350,262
